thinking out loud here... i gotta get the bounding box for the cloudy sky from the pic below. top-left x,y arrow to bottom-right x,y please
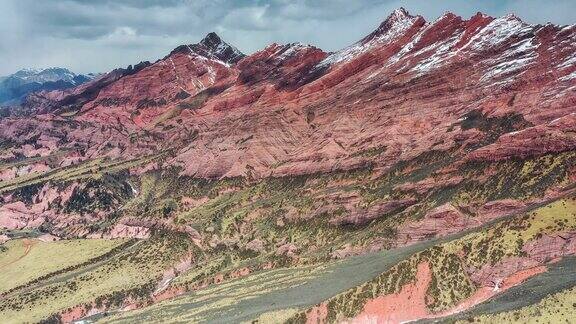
0,0 -> 574,75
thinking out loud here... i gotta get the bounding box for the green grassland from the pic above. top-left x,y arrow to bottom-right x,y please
101,265 -> 326,323
0,238 -> 126,293
0,232 -> 195,323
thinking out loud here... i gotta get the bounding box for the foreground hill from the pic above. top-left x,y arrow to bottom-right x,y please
0,8 -> 575,323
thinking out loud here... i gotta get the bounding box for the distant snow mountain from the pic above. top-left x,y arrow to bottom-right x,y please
0,67 -> 97,105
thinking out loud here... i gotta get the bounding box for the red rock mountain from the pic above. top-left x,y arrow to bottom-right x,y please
5,8 -> 574,180
0,8 -> 573,226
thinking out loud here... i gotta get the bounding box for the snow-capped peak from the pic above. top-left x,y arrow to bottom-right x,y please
193,32 -> 245,64
389,7 -> 411,21
362,7 -> 420,44
169,32 -> 246,65
273,43 -> 315,62
316,8 -> 421,68
7,67 -> 92,84
200,32 -> 237,57
0,67 -> 97,104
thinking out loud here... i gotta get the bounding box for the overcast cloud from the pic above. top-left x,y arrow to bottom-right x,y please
0,0 -> 574,75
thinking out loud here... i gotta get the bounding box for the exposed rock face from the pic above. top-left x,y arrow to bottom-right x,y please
523,231 -> 576,263
170,32 -> 245,65
467,113 -> 576,161
103,223 -> 151,240
468,257 -> 542,287
475,199 -> 527,219
1,9 -> 572,183
245,239 -> 265,253
276,243 -> 298,257
395,176 -> 464,195
351,261 -> 433,323
0,201 -> 47,229
396,204 -> 478,244
330,199 -> 416,226
37,233 -> 60,242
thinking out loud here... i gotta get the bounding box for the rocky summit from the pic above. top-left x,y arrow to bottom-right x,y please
0,7 -> 575,324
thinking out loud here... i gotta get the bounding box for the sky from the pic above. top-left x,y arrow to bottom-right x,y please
0,0 -> 574,75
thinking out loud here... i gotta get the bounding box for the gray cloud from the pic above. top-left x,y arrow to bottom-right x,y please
0,0 -> 574,75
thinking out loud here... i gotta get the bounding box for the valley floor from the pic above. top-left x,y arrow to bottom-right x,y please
1,195 -> 575,323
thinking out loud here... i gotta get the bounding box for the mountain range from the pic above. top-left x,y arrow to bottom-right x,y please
0,68 -> 96,109
0,8 -> 575,323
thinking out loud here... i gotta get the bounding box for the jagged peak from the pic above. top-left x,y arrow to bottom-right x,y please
169,32 -> 246,65
281,42 -> 315,51
315,8 -> 424,68
436,11 -> 460,22
389,7 -> 411,20
502,13 -> 523,22
484,13 -> 531,32
378,8 -> 421,32
361,8 -> 423,45
199,32 -> 225,50
249,42 -> 320,65
272,42 -> 318,61
472,12 -> 491,19
466,12 -> 494,26
463,12 -> 535,52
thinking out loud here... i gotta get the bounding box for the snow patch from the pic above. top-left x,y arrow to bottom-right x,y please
480,37 -> 539,83
411,32 -> 463,73
557,53 -> 576,70
386,22 -> 435,66
560,71 -> 576,81
275,43 -> 311,62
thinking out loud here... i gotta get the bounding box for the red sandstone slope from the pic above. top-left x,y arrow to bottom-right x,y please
0,8 -> 574,231
3,8 -> 573,180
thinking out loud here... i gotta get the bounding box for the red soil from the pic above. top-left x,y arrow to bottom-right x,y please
351,261 -> 432,323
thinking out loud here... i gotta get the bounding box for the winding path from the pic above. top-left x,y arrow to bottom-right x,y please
0,239 -> 34,271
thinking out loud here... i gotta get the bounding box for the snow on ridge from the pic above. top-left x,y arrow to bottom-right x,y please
10,67 -> 85,84
185,44 -> 231,68
386,21 -> 435,66
560,71 -> 576,81
480,36 -> 539,83
410,31 -> 463,73
273,43 -> 313,62
557,53 -> 576,70
467,14 -> 533,51
549,112 -> 576,125
385,11 -> 465,69
212,39 -> 243,62
316,11 -> 418,68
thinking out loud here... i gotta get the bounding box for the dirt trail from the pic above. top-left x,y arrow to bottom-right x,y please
0,239 -> 34,270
